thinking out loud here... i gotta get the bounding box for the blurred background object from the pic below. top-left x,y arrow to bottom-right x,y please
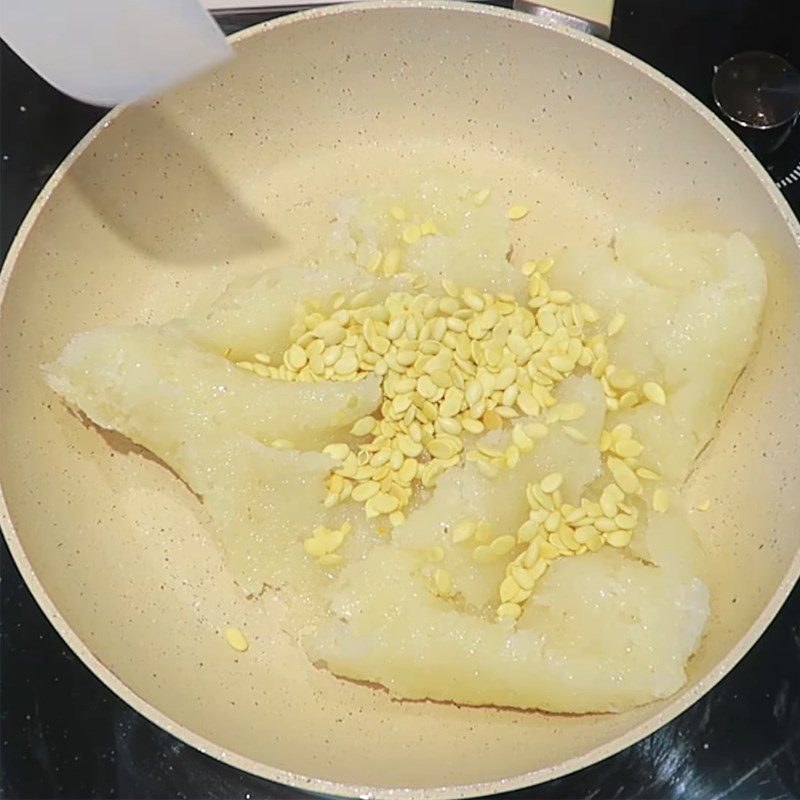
0,0 -> 231,105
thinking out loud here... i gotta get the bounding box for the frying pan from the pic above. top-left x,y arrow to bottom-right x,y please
1,2 -> 799,796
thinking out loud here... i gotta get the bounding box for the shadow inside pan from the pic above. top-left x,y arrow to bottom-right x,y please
70,105 -> 280,267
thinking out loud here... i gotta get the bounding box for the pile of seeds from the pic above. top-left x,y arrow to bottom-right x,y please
236,258 -> 666,525
302,521 -> 352,567
434,421 -> 673,620
232,200 -> 675,622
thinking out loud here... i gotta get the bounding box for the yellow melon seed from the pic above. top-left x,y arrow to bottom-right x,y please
517,392 -> 540,416
441,278 -> 459,297
548,355 -> 574,373
615,513 -> 637,530
562,425 -> 588,443
614,438 -> 644,458
452,518 -> 478,544
653,488 -> 671,513
462,288 -> 485,311
611,423 -> 633,441
573,525 -> 597,545
351,481 -> 381,502
303,537 -> 327,558
390,205 -> 406,221
607,311 -> 626,337
507,205 -> 530,221
490,535 -> 516,556
511,425 -> 534,452
523,541 -> 541,568
500,575 -> 521,603
643,381 -> 667,406
618,390 -> 639,410
540,472 -> 564,494
287,344 -> 308,370
581,303 -> 600,322
383,247 -> 401,277
461,417 -> 484,434
497,602 -> 522,620
427,438 -> 455,459
350,416 -> 376,437
475,522 -> 496,544
517,519 -> 539,543
434,568 -> 453,596
600,486 -> 619,518
559,402 -> 586,421
605,529 -> 632,548
323,442 -> 351,462
224,627 -> 249,653
511,564 -> 536,590
505,445 -> 521,469
607,456 -> 642,494
525,422 -> 549,440
472,545 -> 495,563
608,368 -> 637,391
365,251 -> 383,274
376,492 -> 401,513
483,409 -> 503,430
389,510 -> 406,527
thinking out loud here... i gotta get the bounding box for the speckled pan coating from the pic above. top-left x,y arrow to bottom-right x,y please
1,3 -> 799,797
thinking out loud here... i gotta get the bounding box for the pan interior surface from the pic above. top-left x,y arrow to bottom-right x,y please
1,4 -> 799,796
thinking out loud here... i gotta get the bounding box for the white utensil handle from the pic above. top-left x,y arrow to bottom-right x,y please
512,0 -> 614,39
0,0 -> 232,107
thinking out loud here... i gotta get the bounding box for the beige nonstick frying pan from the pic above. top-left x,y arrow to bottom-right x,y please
1,2 -> 799,797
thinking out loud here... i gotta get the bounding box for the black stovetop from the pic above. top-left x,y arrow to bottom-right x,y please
1,2 -> 799,798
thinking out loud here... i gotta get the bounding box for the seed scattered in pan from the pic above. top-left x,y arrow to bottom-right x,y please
434,568 -> 453,596
497,602 -> 522,620
540,472 -> 563,493
607,311 -> 626,337
653,488 -> 671,513
224,627 -> 249,653
642,381 -> 667,406
562,425 -> 588,443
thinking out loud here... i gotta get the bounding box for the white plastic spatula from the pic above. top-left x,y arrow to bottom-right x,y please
0,0 -> 232,107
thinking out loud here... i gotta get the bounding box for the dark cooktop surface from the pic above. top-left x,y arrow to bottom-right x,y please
1,2 -> 798,798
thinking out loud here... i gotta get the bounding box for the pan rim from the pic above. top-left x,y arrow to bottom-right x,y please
1,2 -> 799,797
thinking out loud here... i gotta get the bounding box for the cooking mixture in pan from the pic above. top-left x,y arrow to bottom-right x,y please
44,175 -> 766,712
